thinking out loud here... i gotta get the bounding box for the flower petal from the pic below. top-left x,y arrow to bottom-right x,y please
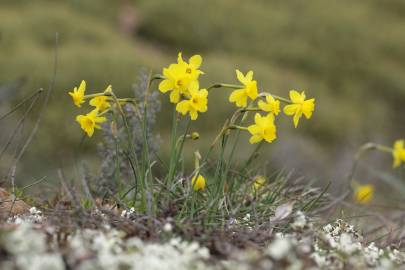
236,70 -> 246,84
176,100 -> 189,115
189,55 -> 202,68
245,70 -> 253,82
170,90 -> 181,103
159,80 -> 174,93
249,135 -> 262,144
283,104 -> 298,116
289,90 -> 303,103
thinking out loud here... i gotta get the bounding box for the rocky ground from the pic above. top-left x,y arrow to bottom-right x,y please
0,207 -> 404,270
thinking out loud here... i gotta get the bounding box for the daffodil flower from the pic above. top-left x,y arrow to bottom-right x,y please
229,70 -> 258,107
68,80 -> 86,107
393,139 -> 405,168
76,109 -> 106,137
176,81 -> 208,120
192,174 -> 206,191
159,53 -> 203,103
354,184 -> 374,204
258,94 -> 280,115
177,52 -> 204,81
247,113 -> 277,144
158,64 -> 193,103
283,90 -> 315,128
90,96 -> 111,112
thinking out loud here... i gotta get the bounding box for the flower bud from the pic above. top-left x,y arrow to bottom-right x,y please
191,132 -> 200,140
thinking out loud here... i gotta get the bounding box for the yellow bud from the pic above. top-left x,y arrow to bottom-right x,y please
104,85 -> 113,95
191,132 -> 200,140
253,175 -> 266,190
354,184 -> 374,204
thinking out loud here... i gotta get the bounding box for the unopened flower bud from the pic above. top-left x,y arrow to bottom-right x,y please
104,85 -> 113,95
191,132 -> 200,140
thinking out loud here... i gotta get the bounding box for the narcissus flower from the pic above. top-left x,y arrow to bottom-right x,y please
192,174 -> 206,191
253,175 -> 266,190
177,52 -> 204,81
90,95 -> 110,112
283,90 -> 315,128
76,109 -> 106,137
247,113 -> 277,144
354,184 -> 374,204
68,80 -> 86,107
229,70 -> 258,107
258,95 -> 280,115
176,82 -> 208,120
159,53 -> 203,103
392,139 -> 405,168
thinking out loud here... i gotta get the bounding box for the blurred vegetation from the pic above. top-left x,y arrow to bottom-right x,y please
1,0 -> 405,189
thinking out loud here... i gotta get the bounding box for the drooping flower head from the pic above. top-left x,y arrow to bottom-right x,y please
192,174 -> 206,191
247,113 -> 277,144
354,184 -> 374,204
258,94 -> 280,115
176,81 -> 208,120
159,53 -> 203,103
90,95 -> 111,112
76,109 -> 106,137
392,139 -> 405,168
283,90 -> 315,128
229,70 -> 258,107
68,80 -> 86,107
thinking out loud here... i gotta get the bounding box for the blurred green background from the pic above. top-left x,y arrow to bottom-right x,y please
1,0 -> 405,196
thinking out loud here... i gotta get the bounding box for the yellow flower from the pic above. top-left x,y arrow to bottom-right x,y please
354,184 -> 374,204
159,53 -> 203,104
68,80 -> 86,107
253,175 -> 266,190
258,95 -> 280,115
229,70 -> 258,107
247,113 -> 277,144
192,174 -> 206,191
177,52 -> 204,80
90,95 -> 110,112
76,109 -> 107,137
283,90 -> 315,128
392,139 -> 405,168
176,81 -> 208,120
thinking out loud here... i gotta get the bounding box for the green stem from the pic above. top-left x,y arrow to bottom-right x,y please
207,83 -> 242,91
166,109 -> 179,187
347,142 -> 393,188
110,91 -> 144,210
259,92 -> 291,104
83,92 -> 111,99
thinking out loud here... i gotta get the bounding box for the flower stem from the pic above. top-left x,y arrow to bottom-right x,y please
207,83 -> 242,91
260,92 -> 291,104
347,142 -> 393,188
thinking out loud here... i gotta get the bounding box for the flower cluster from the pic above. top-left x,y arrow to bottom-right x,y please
68,80 -> 113,137
158,53 -> 207,120
159,53 -> 316,145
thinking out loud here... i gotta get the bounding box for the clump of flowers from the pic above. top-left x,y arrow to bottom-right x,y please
66,51 -> 318,219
